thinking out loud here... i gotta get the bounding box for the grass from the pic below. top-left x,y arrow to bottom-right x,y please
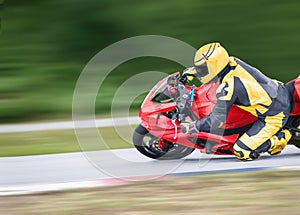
1,170 -> 300,215
2,1 -> 300,122
0,126 -> 136,157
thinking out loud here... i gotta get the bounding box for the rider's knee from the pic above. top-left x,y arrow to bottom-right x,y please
233,142 -> 259,161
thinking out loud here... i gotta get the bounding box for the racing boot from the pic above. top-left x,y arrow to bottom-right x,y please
268,129 -> 292,156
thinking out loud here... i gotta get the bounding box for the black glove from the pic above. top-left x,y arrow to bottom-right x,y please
180,121 -> 199,134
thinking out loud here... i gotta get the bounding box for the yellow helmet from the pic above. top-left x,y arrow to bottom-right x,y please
193,42 -> 229,84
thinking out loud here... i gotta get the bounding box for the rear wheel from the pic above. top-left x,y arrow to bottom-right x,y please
133,124 -> 195,160
291,116 -> 300,149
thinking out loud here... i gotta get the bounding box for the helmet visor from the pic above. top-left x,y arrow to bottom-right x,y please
194,62 -> 209,79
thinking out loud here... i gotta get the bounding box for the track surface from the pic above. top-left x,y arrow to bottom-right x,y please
1,145 -> 300,192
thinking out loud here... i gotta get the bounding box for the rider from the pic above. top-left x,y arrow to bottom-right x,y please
181,42 -> 292,161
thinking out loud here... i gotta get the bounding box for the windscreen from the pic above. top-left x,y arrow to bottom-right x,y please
151,75 -> 179,103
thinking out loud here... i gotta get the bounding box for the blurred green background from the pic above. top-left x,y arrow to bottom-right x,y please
2,0 -> 300,123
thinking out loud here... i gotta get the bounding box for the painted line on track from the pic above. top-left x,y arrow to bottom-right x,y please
0,179 -> 128,196
2,166 -> 300,196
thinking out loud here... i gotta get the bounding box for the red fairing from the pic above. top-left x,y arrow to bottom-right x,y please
139,75 -> 177,130
139,73 -> 259,155
137,72 -> 300,157
192,81 -> 257,129
290,76 -> 300,116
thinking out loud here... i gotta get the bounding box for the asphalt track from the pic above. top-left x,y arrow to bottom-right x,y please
1,145 -> 300,195
1,117 -> 300,195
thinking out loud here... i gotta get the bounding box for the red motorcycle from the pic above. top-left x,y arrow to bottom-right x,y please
133,72 -> 300,159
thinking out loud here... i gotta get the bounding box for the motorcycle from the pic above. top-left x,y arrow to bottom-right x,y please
132,72 -> 300,160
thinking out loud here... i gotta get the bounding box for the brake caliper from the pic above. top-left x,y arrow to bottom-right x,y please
158,139 -> 174,151
158,139 -> 166,150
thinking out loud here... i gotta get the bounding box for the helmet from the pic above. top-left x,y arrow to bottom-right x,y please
193,42 -> 229,84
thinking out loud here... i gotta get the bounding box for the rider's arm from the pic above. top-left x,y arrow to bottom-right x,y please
196,81 -> 237,132
182,67 -> 197,82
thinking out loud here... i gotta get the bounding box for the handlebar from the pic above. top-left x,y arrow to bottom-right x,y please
179,74 -> 188,85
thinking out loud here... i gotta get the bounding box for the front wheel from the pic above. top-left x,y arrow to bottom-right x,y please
132,124 -> 195,160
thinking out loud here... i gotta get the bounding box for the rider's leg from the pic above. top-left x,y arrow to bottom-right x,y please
233,112 -> 289,161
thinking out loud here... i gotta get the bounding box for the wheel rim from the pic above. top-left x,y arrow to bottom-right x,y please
142,133 -> 165,156
141,134 -> 193,157
292,117 -> 300,140
134,125 -> 195,159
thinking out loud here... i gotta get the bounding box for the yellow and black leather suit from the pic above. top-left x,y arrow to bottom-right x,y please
195,57 -> 292,160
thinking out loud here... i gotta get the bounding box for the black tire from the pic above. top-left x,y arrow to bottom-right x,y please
291,116 -> 300,149
132,124 -> 195,160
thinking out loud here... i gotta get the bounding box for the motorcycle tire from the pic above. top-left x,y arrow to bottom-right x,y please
291,116 -> 300,149
133,124 -> 195,160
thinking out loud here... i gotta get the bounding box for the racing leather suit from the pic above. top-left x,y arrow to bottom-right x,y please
194,57 -> 292,160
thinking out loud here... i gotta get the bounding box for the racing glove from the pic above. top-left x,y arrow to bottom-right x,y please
182,67 -> 197,82
180,121 -> 199,134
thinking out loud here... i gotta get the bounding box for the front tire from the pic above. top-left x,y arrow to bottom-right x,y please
132,124 -> 195,160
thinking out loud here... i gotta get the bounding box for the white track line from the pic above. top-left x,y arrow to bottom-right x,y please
0,117 -> 141,133
0,179 -> 129,196
2,166 -> 300,196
